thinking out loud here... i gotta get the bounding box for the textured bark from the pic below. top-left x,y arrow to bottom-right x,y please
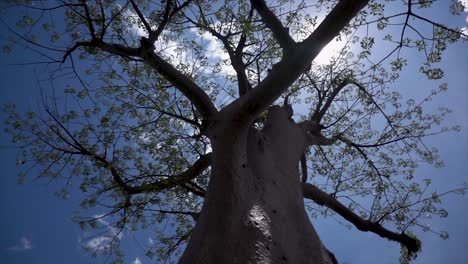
179,106 -> 335,264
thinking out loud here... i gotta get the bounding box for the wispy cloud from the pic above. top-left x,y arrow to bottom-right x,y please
7,236 -> 33,251
115,6 -> 147,38
459,0 -> 468,39
80,214 -> 123,253
82,236 -> 115,252
132,257 -> 143,264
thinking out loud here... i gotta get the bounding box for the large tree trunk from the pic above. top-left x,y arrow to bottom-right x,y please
179,106 -> 335,264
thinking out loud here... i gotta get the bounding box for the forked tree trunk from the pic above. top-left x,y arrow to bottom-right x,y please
179,106 -> 335,264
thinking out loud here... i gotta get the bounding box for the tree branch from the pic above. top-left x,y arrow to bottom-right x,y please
223,0 -> 369,123
149,0 -> 171,42
82,2 -> 97,39
303,0 -> 369,51
66,39 -> 218,120
146,208 -> 200,221
410,11 -> 468,39
180,183 -> 206,197
312,79 -> 398,140
129,0 -> 153,36
311,79 -> 349,122
46,103 -> 211,196
138,39 -> 218,120
128,153 -> 212,194
250,0 -> 295,50
302,182 -> 420,254
185,4 -> 252,96
96,41 -> 140,57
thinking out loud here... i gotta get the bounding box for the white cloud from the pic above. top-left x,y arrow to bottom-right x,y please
83,236 -> 114,252
459,0 -> 468,12
132,257 -> 143,264
80,214 -> 123,253
462,27 -> 468,39
189,28 -> 235,75
154,38 -> 190,67
130,24 -> 147,38
7,236 -> 33,251
123,8 -> 148,38
459,0 -> 468,39
197,31 -> 230,61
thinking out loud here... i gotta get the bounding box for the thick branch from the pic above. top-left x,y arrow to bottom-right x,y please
224,0 -> 369,122
303,1 -> 369,51
302,182 -> 420,254
71,39 -> 218,120
250,0 -> 295,49
138,39 -> 218,120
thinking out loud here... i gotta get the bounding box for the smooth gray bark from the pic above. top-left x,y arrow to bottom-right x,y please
179,106 -> 335,264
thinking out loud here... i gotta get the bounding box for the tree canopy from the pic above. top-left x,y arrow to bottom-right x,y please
1,0 -> 467,263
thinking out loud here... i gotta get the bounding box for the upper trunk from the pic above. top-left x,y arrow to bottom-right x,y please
179,106 -> 335,264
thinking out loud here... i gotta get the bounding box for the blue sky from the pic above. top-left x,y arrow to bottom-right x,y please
1,2 -> 467,264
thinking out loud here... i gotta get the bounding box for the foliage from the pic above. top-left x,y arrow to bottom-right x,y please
1,0 -> 467,263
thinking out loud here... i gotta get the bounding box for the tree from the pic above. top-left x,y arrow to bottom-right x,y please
1,0 -> 467,263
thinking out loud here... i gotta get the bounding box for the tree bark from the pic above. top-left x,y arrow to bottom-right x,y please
179,106 -> 335,264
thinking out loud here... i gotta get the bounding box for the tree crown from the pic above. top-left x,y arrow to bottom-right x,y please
1,0 -> 467,263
